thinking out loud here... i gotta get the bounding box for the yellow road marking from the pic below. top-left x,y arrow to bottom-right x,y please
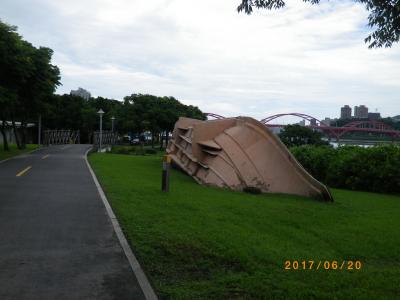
42,154 -> 50,159
16,166 -> 32,177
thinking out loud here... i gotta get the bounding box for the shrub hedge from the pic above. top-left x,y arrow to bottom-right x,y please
110,145 -> 136,155
290,145 -> 400,194
109,145 -> 159,156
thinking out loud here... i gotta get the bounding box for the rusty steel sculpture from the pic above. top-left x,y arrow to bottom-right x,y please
43,130 -> 80,145
167,117 -> 333,201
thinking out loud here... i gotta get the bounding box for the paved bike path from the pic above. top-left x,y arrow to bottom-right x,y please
0,145 -> 146,300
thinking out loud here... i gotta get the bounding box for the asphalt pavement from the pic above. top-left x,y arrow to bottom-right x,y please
0,145 -> 146,300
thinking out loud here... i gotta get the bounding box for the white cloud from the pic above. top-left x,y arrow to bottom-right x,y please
1,0 -> 399,121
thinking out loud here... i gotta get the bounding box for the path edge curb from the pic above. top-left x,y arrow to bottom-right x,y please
84,148 -> 158,300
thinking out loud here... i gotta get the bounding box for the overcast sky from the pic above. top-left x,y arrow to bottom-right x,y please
1,0 -> 399,121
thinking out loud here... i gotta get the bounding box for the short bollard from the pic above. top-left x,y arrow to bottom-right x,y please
162,155 -> 171,192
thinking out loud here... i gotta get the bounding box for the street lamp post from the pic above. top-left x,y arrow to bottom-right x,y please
111,116 -> 115,132
97,109 -> 104,152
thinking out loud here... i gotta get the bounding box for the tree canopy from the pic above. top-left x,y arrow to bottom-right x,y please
0,20 -> 61,150
237,0 -> 400,48
278,124 -> 329,147
42,93 -> 205,146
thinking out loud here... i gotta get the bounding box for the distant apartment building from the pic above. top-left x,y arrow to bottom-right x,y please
297,120 -> 306,126
340,105 -> 352,119
70,87 -> 91,100
310,118 -> 317,126
321,117 -> 332,126
354,105 -> 368,118
368,112 -> 381,120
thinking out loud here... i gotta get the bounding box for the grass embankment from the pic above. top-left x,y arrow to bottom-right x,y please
0,144 -> 38,161
89,153 -> 400,300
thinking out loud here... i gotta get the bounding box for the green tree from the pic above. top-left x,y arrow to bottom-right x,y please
0,20 -> 60,149
16,45 -> 60,148
237,0 -> 400,48
278,124 -> 328,147
122,94 -> 205,149
0,21 -> 27,150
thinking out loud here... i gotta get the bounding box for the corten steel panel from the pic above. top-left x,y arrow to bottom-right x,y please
167,117 -> 333,201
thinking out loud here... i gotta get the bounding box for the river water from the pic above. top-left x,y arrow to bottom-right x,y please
328,139 -> 399,148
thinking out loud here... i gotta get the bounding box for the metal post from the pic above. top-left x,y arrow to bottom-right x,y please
162,155 -> 171,192
38,115 -> 42,146
111,116 -> 115,132
97,109 -> 104,152
99,114 -> 103,152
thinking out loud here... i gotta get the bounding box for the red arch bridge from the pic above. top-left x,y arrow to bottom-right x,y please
204,112 -> 400,141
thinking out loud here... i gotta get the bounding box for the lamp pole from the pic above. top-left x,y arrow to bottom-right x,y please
97,109 -> 104,152
111,116 -> 115,132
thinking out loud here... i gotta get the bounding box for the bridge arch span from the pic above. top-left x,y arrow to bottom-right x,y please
202,112 -> 400,140
260,113 -> 326,126
204,113 -> 226,120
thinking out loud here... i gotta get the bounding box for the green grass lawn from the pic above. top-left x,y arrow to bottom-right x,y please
0,144 -> 38,161
89,153 -> 400,300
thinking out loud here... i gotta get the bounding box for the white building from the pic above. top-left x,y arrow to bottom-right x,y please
297,120 -> 306,126
354,105 -> 368,118
321,117 -> 332,126
70,88 -> 91,100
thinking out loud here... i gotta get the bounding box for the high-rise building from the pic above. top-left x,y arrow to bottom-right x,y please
321,117 -> 332,126
368,112 -> 381,120
70,87 -> 91,100
310,118 -> 317,126
354,105 -> 368,118
340,105 -> 352,119
297,120 -> 306,126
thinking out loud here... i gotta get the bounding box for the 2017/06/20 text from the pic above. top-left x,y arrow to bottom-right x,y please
284,260 -> 362,271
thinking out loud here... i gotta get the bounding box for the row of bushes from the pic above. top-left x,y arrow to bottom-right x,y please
290,145 -> 400,194
109,145 -> 158,155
